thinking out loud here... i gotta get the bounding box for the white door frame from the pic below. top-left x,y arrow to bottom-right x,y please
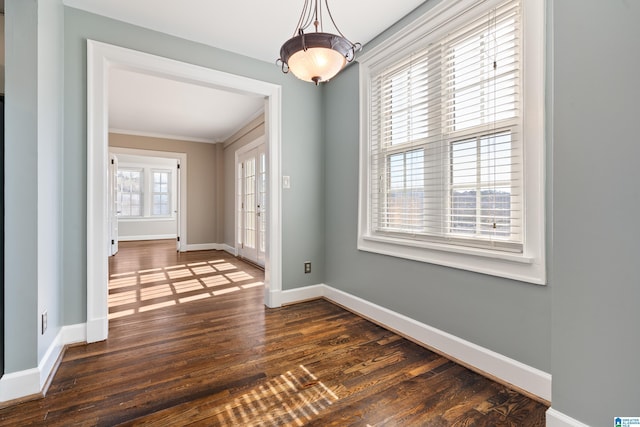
87,40 -> 283,343
109,146 -> 187,252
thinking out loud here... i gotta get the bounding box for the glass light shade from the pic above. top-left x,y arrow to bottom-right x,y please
287,47 -> 347,83
279,32 -> 356,85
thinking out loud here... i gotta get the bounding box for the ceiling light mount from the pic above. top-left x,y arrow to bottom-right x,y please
277,0 -> 361,85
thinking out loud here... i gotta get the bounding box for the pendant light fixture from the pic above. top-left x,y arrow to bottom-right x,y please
277,0 -> 361,85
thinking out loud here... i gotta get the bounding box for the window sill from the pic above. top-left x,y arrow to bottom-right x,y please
358,233 -> 545,285
118,216 -> 176,222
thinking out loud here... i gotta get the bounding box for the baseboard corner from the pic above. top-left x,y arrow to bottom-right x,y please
321,284 -> 551,402
0,322 -> 87,404
546,408 -> 591,427
278,284 -> 326,306
221,244 -> 238,256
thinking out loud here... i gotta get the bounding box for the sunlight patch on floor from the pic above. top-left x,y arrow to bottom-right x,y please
213,365 -> 339,426
108,255 -> 264,319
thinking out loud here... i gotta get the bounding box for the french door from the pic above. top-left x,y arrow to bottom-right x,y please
108,153 -> 119,256
237,145 -> 266,266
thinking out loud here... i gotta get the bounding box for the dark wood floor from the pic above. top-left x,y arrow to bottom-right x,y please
0,240 -> 547,426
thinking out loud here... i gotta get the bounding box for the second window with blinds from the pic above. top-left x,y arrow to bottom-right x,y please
357,0 -> 545,284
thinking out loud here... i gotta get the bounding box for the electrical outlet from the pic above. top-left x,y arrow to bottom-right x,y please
304,261 -> 311,274
41,311 -> 48,335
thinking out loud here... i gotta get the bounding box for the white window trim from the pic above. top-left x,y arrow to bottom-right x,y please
117,162 -> 176,219
357,0 -> 546,284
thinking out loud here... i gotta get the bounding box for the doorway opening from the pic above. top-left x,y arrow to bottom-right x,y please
108,147 -> 187,255
87,40 -> 282,343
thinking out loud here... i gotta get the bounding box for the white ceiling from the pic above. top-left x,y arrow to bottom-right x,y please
109,68 -> 265,143
64,0 -> 427,143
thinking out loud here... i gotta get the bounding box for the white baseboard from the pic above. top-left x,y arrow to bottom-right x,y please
185,243 -> 240,255
0,323 -> 86,403
118,234 -> 176,242
264,288 -> 281,308
279,284 -> 552,403
185,243 -> 220,251
61,323 -> 87,344
86,317 -> 108,343
0,368 -> 40,403
222,244 -> 238,256
546,408 -> 590,427
278,285 -> 325,305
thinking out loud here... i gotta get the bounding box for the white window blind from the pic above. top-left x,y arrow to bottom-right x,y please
369,0 -> 522,253
117,168 -> 143,217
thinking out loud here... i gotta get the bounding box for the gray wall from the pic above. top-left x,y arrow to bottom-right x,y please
322,4 -> 551,374
552,1 -> 640,424
5,0 -> 40,372
5,0 -> 64,373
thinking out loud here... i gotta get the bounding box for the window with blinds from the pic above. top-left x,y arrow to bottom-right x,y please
368,0 -> 522,253
151,170 -> 172,216
117,168 -> 144,217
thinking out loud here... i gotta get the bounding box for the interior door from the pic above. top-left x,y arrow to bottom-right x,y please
237,145 -> 266,266
109,153 -> 119,256
256,149 -> 266,265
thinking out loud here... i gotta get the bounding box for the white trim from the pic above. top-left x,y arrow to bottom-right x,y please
0,324 -> 86,403
546,408 -> 591,427
264,95 -> 282,308
357,0 -> 546,285
185,243 -> 220,251
279,284 -> 551,402
118,218 -> 177,223
235,135 -> 266,156
87,40 -> 283,342
0,369 -> 40,403
222,244 -> 238,256
118,234 -> 177,242
110,128 -> 217,144
58,323 -> 87,345
279,284 -> 326,305
219,107 -> 266,143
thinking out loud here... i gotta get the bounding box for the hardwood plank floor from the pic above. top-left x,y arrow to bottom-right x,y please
0,240 -> 548,426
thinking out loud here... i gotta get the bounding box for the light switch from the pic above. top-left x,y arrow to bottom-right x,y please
283,175 -> 291,189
